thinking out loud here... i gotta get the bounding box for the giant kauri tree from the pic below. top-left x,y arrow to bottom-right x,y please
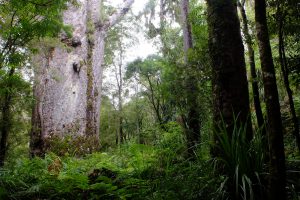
0,0 -> 69,166
30,0 -> 134,157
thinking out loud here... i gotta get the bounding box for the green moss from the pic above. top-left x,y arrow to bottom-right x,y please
45,134 -> 100,156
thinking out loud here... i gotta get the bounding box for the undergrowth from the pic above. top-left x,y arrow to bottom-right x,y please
1,121 -> 299,199
0,122 -> 221,200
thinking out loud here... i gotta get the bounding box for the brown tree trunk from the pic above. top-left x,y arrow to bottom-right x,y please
237,1 -> 266,136
0,69 -> 14,166
207,0 -> 253,149
254,0 -> 287,199
180,0 -> 201,156
277,1 -> 300,154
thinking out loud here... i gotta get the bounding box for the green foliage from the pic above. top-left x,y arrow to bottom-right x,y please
0,0 -> 71,165
0,152 -> 150,200
45,134 -> 100,156
0,122 -> 221,200
213,120 -> 266,200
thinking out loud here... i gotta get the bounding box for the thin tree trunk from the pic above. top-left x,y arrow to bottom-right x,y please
180,0 -> 201,156
207,0 -> 253,150
160,0 -> 168,56
254,0 -> 286,199
237,1 -> 266,136
277,1 -> 300,154
117,48 -> 124,143
0,68 -> 14,166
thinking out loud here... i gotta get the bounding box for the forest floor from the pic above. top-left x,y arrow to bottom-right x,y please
1,127 -> 300,199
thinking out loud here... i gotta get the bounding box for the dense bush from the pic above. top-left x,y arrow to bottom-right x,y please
0,122 -> 221,200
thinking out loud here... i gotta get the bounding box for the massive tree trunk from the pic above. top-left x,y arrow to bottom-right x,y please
30,0 -> 134,156
180,0 -> 201,156
237,0 -> 265,136
207,0 -> 252,148
254,0 -> 287,199
277,1 -> 300,154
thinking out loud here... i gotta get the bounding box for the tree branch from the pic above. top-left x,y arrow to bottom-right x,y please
102,0 -> 134,31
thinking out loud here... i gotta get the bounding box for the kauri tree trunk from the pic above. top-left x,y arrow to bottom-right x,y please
254,0 -> 287,199
30,0 -> 134,156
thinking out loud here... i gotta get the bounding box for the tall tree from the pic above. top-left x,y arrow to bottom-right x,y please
114,36 -> 125,144
276,0 -> 300,154
126,56 -> 167,126
254,0 -> 286,199
206,0 -> 253,148
237,0 -> 265,135
0,0 -> 69,165
180,0 -> 201,156
30,0 -> 134,156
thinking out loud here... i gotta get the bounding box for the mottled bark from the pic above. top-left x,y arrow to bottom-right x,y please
86,0 -> 104,138
254,0 -> 286,199
277,1 -> 300,154
237,1 -> 265,136
31,0 -> 134,156
180,0 -> 201,156
207,0 -> 253,148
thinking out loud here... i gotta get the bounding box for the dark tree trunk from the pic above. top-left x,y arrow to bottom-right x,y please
237,1 -> 266,136
254,0 -> 287,199
0,97 -> 11,167
119,116 -> 124,143
30,84 -> 45,158
180,0 -> 201,156
277,1 -> 300,154
207,0 -> 253,152
0,69 -> 14,166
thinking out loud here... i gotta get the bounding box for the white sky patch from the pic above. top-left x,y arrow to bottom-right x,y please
106,0 -> 158,62
106,0 -> 147,15
103,0 -> 158,104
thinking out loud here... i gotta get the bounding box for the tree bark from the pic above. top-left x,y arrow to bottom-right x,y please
254,0 -> 286,199
0,69 -> 14,166
180,0 -> 201,156
30,0 -> 134,156
115,40 -> 124,144
237,1 -> 266,136
277,1 -> 300,154
207,0 -> 253,148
